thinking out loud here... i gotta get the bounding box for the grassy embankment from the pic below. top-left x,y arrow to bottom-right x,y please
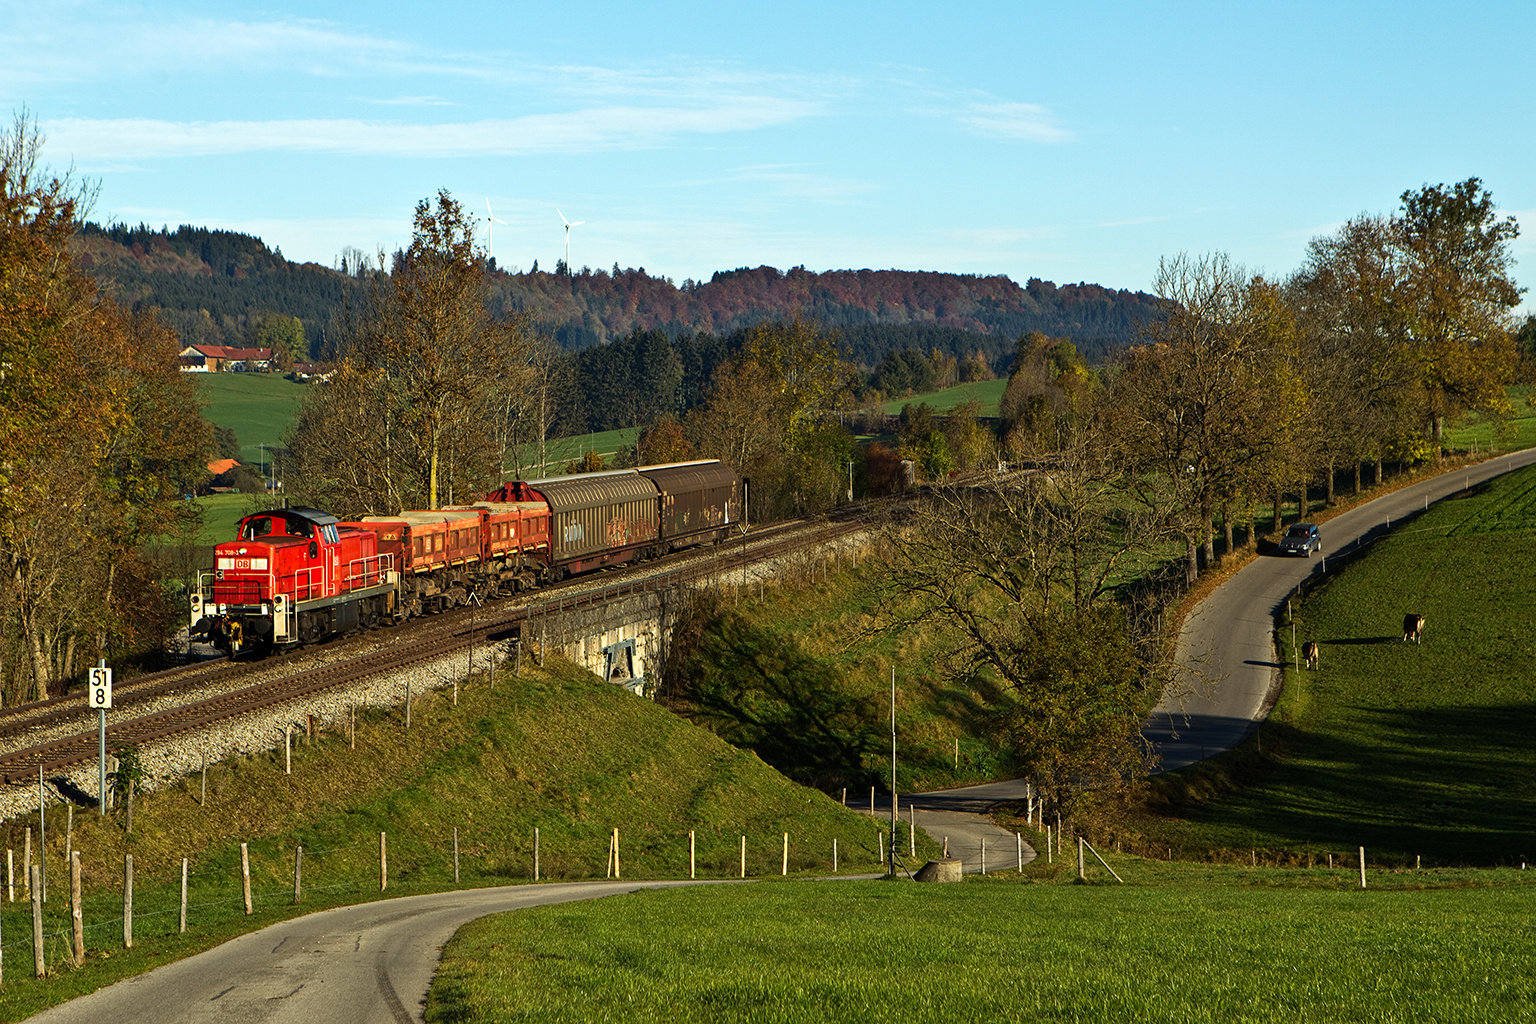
427,868 -> 1536,1024
0,658 -> 925,1021
1138,460 -> 1536,865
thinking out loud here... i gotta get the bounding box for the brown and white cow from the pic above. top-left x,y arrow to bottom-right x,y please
1402,613 -> 1426,644
1301,640 -> 1319,670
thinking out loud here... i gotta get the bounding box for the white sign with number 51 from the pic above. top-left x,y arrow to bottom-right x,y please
89,666 -> 113,709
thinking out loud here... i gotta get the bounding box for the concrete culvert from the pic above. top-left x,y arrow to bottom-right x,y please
914,858 -> 963,882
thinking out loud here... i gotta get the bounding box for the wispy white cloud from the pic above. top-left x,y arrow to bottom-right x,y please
364,96 -> 459,107
957,102 -> 1071,143
714,164 -> 876,203
44,98 -> 821,160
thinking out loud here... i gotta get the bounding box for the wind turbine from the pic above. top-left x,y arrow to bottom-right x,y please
557,209 -> 584,271
485,198 -> 506,263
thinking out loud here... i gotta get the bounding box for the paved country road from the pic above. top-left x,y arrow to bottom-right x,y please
1146,448 -> 1536,770
24,880 -> 732,1024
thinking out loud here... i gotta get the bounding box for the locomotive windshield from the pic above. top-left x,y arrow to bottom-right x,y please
240,514 -> 316,540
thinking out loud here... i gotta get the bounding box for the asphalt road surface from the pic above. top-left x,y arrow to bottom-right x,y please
1145,448 -> 1536,770
24,880 -> 730,1024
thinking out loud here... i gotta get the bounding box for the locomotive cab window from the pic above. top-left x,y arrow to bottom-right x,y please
241,517 -> 272,540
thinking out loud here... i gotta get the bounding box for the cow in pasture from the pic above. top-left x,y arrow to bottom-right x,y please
1402,613 -> 1426,644
1301,640 -> 1319,670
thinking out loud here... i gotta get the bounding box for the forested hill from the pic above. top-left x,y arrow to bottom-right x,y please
74,223 -> 360,355
497,265 -> 1162,364
73,223 -> 1161,367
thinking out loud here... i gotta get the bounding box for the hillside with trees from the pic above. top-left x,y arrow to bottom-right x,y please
72,225 -> 1160,372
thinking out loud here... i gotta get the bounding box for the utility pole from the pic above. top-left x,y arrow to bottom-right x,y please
890,666 -> 897,875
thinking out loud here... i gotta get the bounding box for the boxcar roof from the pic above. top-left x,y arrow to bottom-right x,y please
528,473 -> 658,512
638,461 -> 737,494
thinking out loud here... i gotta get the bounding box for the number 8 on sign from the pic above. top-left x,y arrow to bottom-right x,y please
89,667 -> 113,709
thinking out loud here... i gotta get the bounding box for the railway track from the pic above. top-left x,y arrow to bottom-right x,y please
0,515 -> 869,788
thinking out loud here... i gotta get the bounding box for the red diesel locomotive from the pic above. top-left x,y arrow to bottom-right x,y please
191,460 -> 740,653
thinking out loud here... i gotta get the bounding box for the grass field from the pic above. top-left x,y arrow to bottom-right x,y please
509,427 -> 641,478
195,372 -> 309,466
1442,384 -> 1536,452
427,868 -> 1536,1024
1142,462 -> 1536,863
0,658 -> 921,1021
880,377 -> 1007,417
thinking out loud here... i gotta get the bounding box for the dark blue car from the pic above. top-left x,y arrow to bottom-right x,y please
1278,522 -> 1320,556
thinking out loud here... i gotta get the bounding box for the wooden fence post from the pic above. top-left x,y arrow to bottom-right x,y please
1077,837 -> 1085,881
293,846 -> 303,903
833,838 -> 838,873
22,828 -> 30,899
740,835 -> 746,878
613,828 -> 620,879
285,727 -> 292,775
453,828 -> 460,885
534,827 -> 540,881
179,859 -> 188,934
240,843 -> 252,914
70,852 -> 83,966
405,684 -> 411,730
980,837 -> 986,875
380,832 -> 387,891
689,831 -> 695,880
30,866 -> 43,978
200,748 -> 207,805
123,853 -> 134,949
7,848 -> 12,902
781,833 -> 788,876
1359,846 -> 1367,889
1017,832 -> 1023,873
909,805 -> 916,857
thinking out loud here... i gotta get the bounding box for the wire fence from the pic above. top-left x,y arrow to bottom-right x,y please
0,820 -> 915,981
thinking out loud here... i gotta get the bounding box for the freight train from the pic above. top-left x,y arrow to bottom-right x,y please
190,460 -> 741,654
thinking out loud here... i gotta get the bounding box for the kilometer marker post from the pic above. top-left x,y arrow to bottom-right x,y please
89,661 -> 114,817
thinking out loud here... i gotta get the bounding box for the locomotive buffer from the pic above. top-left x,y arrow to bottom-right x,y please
89,661 -> 112,815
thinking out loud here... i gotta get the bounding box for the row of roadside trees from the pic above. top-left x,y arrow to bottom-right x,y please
877,179 -> 1523,824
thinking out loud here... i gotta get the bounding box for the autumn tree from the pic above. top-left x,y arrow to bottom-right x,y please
0,113 -> 208,702
1393,178 -> 1522,453
878,469 -> 1159,823
689,316 -> 854,517
1112,254 -> 1304,580
1288,215 -> 1421,492
288,190 -> 532,512
255,313 -> 307,367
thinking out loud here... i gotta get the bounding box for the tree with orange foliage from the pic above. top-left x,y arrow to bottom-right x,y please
1,113 -> 208,702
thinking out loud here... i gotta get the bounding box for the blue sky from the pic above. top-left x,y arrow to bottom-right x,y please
4,1 -> 1532,306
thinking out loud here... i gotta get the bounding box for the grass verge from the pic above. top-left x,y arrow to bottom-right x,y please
0,657 -> 923,1020
426,865 -> 1536,1024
